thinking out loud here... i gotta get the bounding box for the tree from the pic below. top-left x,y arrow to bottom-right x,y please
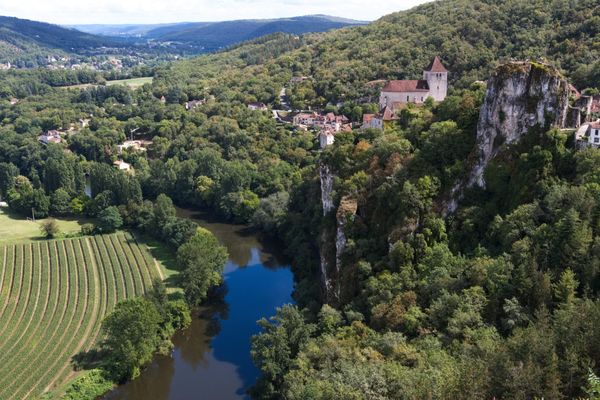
176,228 -> 228,305
153,193 -> 176,229
0,162 -> 18,199
50,188 -> 72,216
251,192 -> 289,235
102,298 -> 162,381
250,305 -> 316,399
40,219 -> 59,238
97,206 -> 123,233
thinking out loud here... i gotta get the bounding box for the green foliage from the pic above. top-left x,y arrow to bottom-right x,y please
102,297 -> 162,381
60,369 -> 114,400
96,206 -> 123,233
176,228 -> 228,305
39,218 -> 59,238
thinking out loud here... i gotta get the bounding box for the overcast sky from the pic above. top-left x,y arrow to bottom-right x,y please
0,0 -> 432,25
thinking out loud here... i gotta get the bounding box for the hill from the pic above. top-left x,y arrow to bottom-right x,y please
156,0 -> 599,107
73,15 -> 367,52
0,16 -> 128,67
0,233 -> 161,400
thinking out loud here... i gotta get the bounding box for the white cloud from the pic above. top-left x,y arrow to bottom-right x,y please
0,0 -> 431,25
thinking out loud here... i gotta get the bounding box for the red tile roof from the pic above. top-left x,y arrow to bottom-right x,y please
382,79 -> 430,93
381,106 -> 398,121
424,56 -> 448,73
590,121 -> 600,129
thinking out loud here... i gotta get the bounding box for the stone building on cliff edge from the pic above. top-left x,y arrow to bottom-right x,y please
379,56 -> 449,109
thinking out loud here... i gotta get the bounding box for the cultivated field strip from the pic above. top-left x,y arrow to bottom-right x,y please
0,233 -> 161,400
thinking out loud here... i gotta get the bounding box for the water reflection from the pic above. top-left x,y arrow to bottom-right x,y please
104,209 -> 294,400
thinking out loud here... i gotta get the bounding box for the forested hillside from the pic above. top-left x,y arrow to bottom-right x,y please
0,16 -> 125,67
0,0 -> 599,398
158,0 -> 599,108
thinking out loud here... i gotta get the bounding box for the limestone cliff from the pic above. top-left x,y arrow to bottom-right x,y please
318,163 -> 358,302
448,62 -> 570,212
334,196 -> 358,300
319,164 -> 335,216
468,61 -> 569,188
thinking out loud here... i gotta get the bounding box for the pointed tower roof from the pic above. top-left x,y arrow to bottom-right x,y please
424,56 -> 448,73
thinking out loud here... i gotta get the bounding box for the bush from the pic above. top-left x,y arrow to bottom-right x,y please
40,219 -> 60,238
81,223 -> 95,236
61,369 -> 114,400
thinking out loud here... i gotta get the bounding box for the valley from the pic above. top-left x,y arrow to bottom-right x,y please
0,0 -> 599,399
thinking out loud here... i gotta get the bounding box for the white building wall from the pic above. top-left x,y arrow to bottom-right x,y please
379,91 -> 430,109
423,71 -> 448,101
589,128 -> 600,145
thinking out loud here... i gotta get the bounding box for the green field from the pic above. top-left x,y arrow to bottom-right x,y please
0,207 -> 88,243
0,233 -> 162,400
61,76 -> 153,90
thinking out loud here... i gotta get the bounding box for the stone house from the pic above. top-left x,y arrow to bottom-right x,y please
113,160 -> 132,172
379,56 -> 448,109
575,120 -> 600,149
38,130 -> 63,145
248,102 -> 268,111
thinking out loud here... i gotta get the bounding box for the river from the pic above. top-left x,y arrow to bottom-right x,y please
103,208 -> 294,400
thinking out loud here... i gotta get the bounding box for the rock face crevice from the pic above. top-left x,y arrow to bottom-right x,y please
319,164 -> 335,216
448,62 -> 570,213
333,196 -> 358,301
468,62 -> 569,188
318,163 -> 358,302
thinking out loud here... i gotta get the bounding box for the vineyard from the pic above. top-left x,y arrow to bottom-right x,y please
0,232 -> 162,400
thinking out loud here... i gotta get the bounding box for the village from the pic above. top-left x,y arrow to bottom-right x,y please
32,55 -> 600,179
255,55 -> 599,150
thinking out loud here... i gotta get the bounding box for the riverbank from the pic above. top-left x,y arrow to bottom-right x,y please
102,208 -> 294,400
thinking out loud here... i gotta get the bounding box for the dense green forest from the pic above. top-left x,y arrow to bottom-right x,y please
0,0 -> 599,398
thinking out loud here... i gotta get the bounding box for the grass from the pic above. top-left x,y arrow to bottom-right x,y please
0,207 -> 89,243
0,233 -> 161,400
60,76 -> 153,90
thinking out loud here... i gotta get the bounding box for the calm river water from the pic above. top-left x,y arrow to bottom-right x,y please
103,208 -> 294,400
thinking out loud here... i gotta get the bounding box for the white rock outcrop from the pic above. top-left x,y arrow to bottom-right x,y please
468,62 -> 569,188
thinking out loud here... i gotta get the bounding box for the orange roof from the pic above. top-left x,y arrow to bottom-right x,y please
424,56 -> 448,73
382,79 -> 430,93
381,106 -> 398,121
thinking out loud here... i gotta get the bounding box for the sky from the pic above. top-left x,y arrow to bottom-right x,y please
0,0 -> 432,25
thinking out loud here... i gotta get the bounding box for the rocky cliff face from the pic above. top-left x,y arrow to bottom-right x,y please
448,62 -> 570,213
318,163 -> 358,302
319,164 -> 335,216
468,62 -> 569,188
333,196 -> 358,301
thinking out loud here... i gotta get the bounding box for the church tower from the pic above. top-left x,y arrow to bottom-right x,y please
423,56 -> 448,102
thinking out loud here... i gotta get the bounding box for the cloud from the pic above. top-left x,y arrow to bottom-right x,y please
0,0 -> 430,25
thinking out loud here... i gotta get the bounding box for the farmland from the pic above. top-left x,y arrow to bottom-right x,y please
0,232 -> 162,400
61,76 -> 154,90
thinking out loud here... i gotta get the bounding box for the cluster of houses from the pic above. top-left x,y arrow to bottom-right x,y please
38,130 -> 64,145
362,56 -> 449,131
277,57 -> 451,149
291,111 -> 352,148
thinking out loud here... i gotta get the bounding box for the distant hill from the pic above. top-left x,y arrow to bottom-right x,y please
0,16 -> 121,51
72,15 -> 367,52
0,16 -> 127,67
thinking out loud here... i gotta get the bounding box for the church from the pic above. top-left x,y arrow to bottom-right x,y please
379,56 -> 448,109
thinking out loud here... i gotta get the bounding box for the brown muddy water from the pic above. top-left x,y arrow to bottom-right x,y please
103,208 -> 294,400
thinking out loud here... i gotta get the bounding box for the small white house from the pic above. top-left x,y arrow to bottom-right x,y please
588,122 -> 600,145
248,102 -> 268,111
113,160 -> 132,172
319,131 -> 335,149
